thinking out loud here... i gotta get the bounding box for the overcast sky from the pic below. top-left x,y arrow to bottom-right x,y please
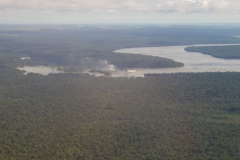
1,0 -> 240,24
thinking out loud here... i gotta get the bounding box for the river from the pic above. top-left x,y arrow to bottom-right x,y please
113,44 -> 240,77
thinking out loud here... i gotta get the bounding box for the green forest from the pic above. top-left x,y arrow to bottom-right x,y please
0,25 -> 240,159
185,45 -> 240,59
0,68 -> 240,159
99,53 -> 184,69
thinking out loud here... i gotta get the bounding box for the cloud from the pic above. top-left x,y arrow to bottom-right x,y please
0,0 -> 239,14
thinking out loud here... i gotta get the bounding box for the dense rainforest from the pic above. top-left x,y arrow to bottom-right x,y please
0,67 -> 240,159
0,25 -> 240,159
185,45 -> 240,59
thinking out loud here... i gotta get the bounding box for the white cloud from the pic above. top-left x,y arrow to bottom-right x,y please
0,0 -> 240,24
0,0 -> 239,13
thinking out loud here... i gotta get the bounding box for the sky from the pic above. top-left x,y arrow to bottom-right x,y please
0,0 -> 240,24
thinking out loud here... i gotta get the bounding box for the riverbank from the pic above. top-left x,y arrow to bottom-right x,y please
114,44 -> 240,77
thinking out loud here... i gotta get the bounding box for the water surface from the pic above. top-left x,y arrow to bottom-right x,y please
17,66 -> 63,75
114,44 -> 240,77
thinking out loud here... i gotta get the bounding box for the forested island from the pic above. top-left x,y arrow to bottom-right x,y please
0,25 -> 240,159
185,45 -> 240,59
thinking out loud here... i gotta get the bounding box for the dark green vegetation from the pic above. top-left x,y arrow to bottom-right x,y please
185,45 -> 240,59
100,53 -> 184,69
1,25 -> 240,159
0,67 -> 240,159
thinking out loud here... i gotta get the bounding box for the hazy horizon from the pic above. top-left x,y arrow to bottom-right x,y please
1,0 -> 240,24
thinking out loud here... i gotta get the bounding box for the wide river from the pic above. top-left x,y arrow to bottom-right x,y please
113,44 -> 240,77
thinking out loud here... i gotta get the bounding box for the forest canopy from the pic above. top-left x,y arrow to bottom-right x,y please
185,45 -> 240,59
0,68 -> 240,159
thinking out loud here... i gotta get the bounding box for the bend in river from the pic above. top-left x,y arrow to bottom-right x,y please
114,44 -> 240,77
